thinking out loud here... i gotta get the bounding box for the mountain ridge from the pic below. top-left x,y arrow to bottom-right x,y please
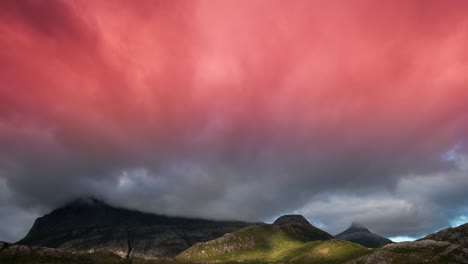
6,198 -> 468,263
17,197 -> 252,258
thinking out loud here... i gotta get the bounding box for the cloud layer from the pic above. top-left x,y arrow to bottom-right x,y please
1,0 -> 468,242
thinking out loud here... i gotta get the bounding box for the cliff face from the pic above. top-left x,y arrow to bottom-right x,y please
17,198 -> 250,258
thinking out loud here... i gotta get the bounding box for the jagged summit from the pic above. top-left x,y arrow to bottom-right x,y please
273,215 -> 311,226
335,222 -> 392,248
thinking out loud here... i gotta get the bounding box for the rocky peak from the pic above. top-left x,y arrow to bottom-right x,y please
273,215 -> 311,226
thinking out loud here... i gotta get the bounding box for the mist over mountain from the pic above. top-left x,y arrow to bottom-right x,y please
335,222 -> 393,248
18,198 -> 251,258
1,199 -> 467,263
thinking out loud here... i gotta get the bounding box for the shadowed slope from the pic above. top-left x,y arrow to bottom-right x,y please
17,198 -> 250,258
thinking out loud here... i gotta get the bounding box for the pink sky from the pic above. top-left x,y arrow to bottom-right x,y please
1,0 -> 468,241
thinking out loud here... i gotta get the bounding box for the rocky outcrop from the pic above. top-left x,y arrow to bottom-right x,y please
2,245 -> 68,257
422,223 -> 468,247
17,197 -> 251,258
348,223 -> 468,263
347,239 -> 468,264
336,222 -> 392,248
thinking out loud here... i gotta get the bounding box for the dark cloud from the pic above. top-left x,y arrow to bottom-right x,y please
1,0 -> 468,242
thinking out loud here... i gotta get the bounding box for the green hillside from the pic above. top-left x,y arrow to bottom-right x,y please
176,217 -> 371,264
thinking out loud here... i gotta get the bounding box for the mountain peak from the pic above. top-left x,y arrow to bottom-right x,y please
348,222 -> 370,233
335,222 -> 392,248
273,215 -> 311,226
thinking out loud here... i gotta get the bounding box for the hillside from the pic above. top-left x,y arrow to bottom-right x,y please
17,197 -> 250,258
348,223 -> 468,264
335,222 -> 392,248
422,223 -> 468,247
0,243 -> 178,264
176,215 -> 372,263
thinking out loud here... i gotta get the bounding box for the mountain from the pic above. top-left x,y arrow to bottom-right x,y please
3,213 -> 468,263
335,222 -> 393,248
175,215 -> 370,263
422,223 -> 468,247
348,223 -> 468,264
17,197 -> 250,258
7,201 -> 468,263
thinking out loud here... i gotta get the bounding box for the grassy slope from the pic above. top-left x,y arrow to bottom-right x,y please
176,224 -> 371,263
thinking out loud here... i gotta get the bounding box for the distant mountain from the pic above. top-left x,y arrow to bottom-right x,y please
17,197 -> 250,258
335,222 -> 393,248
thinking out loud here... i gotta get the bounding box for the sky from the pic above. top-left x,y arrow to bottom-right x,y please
1,0 -> 468,243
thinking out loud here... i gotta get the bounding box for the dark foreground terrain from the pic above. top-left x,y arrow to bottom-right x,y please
1,199 -> 468,264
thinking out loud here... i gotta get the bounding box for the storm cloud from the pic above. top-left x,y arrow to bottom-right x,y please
1,0 -> 468,242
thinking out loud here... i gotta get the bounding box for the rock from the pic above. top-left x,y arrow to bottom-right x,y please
336,222 -> 393,248
347,239 -> 468,264
2,245 -> 32,255
422,223 -> 468,247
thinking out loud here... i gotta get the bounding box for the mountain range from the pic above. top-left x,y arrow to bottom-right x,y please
1,198 -> 467,264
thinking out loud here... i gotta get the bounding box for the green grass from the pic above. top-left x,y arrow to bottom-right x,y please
176,224 -> 372,264
282,240 -> 373,264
